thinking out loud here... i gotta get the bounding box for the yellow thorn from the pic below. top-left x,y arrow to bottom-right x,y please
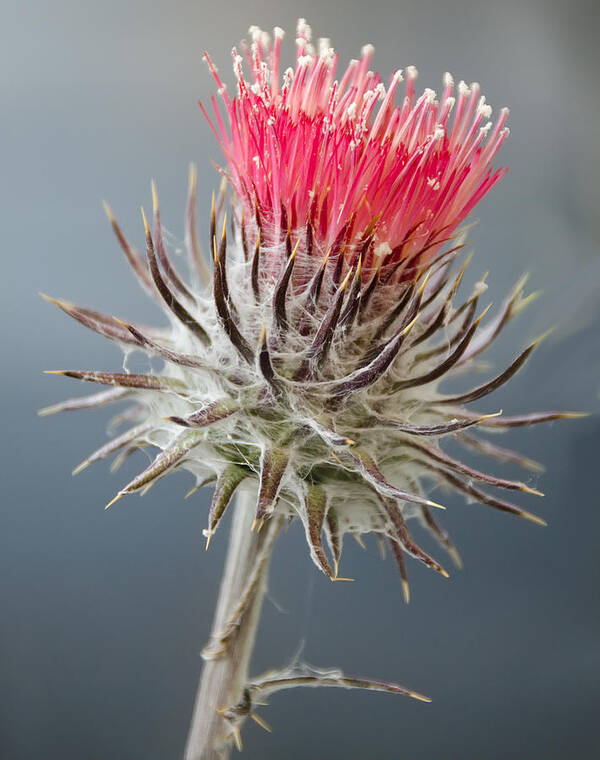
439,568 -> 450,579
522,458 -> 546,474
140,206 -> 150,236
150,179 -> 159,213
417,269 -> 432,297
250,712 -> 272,733
517,290 -> 541,312
43,370 -> 67,376
259,324 -> 267,345
426,499 -> 446,511
212,235 -> 218,264
473,302 -> 493,326
521,511 -> 548,527
481,410 -> 503,420
71,460 -> 90,476
532,326 -> 556,347
185,485 -> 200,499
39,292 -> 73,310
355,253 -> 363,280
37,404 -> 60,417
402,579 -> 411,604
291,238 -> 300,258
344,438 -> 357,446
231,727 -> 243,751
105,492 -> 124,510
102,199 -> 115,223
513,271 -> 530,293
205,532 -> 212,551
251,517 -> 265,533
522,485 -> 544,497
401,312 -> 420,336
341,266 -> 353,290
111,315 -> 130,329
333,557 -> 339,578
221,213 -> 228,240
453,255 -> 471,287
329,575 -> 355,582
448,547 -> 463,569
352,533 -> 366,550
408,690 -> 433,703
559,411 -> 590,419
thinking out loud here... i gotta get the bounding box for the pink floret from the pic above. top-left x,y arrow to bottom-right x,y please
202,23 -> 509,270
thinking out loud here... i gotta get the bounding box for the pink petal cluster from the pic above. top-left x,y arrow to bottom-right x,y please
202,20 -> 509,269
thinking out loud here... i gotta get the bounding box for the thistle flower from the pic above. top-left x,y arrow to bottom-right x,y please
42,21 -> 583,752
42,19 -> 579,593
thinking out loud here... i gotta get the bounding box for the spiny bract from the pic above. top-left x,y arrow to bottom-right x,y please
42,20 -> 579,598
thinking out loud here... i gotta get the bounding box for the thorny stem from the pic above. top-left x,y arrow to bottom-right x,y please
184,489 -> 280,760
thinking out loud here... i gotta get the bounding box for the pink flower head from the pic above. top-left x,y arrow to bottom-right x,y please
202,20 -> 509,275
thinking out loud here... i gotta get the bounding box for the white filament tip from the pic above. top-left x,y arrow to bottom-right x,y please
361,43 -> 375,58
248,25 -> 262,42
406,65 -> 418,79
297,18 -> 312,41
477,98 -> 492,119
444,72 -> 454,87
318,38 -> 335,64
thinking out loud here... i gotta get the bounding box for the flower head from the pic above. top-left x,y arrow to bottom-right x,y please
42,21 -> 579,596
203,19 -> 509,271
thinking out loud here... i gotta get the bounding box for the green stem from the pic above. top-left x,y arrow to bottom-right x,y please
183,489 -> 278,759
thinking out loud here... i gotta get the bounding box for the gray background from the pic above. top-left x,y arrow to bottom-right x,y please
3,0 -> 600,757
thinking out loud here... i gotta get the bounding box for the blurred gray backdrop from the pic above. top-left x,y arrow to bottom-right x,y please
2,0 -> 599,757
